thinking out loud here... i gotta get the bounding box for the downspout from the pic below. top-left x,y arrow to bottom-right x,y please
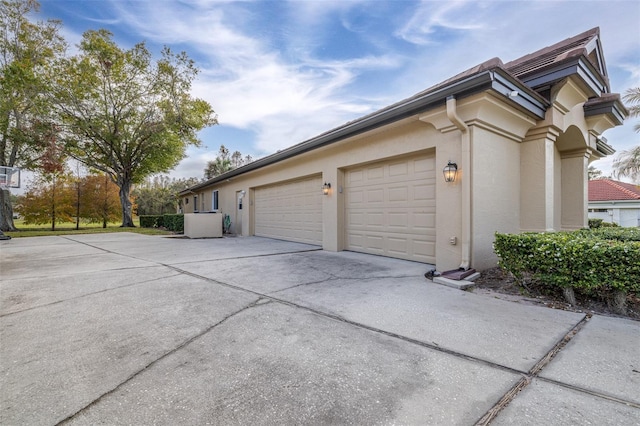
446,95 -> 471,270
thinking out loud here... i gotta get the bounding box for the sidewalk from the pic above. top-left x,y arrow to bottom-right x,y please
1,233 -> 638,425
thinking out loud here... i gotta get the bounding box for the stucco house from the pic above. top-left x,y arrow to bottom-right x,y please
180,28 -> 626,272
588,179 -> 640,227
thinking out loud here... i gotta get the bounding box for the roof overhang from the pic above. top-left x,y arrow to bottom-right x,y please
181,68 -> 548,194
595,137 -> 616,157
588,200 -> 640,206
517,56 -> 608,98
584,94 -> 628,127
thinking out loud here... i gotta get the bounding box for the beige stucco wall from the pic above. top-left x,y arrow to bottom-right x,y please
181,118 -> 466,269
470,126 -> 522,270
180,83 -> 620,271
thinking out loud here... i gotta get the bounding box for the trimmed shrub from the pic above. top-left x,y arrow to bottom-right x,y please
140,215 -> 163,228
494,230 -> 640,305
162,214 -> 184,233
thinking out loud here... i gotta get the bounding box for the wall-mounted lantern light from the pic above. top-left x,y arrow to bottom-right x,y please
443,161 -> 458,183
322,182 -> 331,195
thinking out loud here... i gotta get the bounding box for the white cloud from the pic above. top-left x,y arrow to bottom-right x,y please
36,0 -> 640,181
395,1 -> 485,45
98,1 -> 403,156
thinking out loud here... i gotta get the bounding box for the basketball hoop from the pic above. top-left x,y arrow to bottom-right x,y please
0,166 -> 20,190
0,166 -> 19,240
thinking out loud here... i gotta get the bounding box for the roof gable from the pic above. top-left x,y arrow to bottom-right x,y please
504,27 -> 609,95
589,179 -> 640,201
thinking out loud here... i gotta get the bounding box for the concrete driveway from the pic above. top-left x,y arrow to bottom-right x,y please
1,233 -> 638,425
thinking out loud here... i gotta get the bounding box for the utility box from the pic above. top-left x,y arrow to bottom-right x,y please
184,213 -> 222,238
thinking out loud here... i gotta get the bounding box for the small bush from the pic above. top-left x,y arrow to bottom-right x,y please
589,218 -> 619,229
589,218 -> 603,228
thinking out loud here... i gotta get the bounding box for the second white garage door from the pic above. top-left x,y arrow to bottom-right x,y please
345,153 -> 436,263
254,175 -> 323,245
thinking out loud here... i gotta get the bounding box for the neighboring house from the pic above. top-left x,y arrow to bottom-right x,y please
180,28 -> 626,271
588,179 -> 640,227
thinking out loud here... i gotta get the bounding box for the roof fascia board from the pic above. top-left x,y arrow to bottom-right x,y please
595,137 -> 616,156
490,69 -> 547,119
518,57 -> 607,96
589,200 -> 640,205
584,99 -> 626,126
183,70 -> 548,193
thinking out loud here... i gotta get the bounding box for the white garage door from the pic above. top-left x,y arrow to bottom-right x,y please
345,153 -> 436,263
254,175 -> 323,245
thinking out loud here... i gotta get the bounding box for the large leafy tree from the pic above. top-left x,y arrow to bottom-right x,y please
51,29 -> 216,227
613,87 -> 640,183
0,0 -> 65,232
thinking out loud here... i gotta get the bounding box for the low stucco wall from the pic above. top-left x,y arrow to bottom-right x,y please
184,213 -> 222,238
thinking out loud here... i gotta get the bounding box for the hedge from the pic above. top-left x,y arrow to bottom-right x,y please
139,214 -> 184,233
140,215 -> 163,228
494,230 -> 640,301
162,214 -> 184,233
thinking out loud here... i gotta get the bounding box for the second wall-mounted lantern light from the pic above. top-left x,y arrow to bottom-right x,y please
322,182 -> 331,195
443,161 -> 458,183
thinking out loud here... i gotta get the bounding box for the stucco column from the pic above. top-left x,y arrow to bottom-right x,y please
520,126 -> 560,232
561,149 -> 590,230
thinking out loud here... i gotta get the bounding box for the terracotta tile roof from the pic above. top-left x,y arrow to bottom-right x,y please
504,27 -> 600,79
588,179 -> 640,201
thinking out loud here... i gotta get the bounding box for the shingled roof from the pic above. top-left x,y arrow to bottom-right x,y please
504,28 -> 614,101
181,28 -> 624,194
589,179 -> 640,201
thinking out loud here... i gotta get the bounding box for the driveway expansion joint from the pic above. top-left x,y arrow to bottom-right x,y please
54,297 -> 263,426
473,313 -> 634,425
163,247 -> 323,266
0,273 -> 183,318
167,264 -> 529,376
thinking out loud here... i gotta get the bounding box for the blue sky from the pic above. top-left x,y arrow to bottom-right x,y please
35,0 -> 640,181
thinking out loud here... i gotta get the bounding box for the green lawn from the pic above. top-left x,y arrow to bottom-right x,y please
5,218 -> 173,238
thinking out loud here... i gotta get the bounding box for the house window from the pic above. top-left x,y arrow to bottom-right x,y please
185,198 -> 189,204
589,208 -> 608,213
194,195 -> 198,212
212,190 -> 219,211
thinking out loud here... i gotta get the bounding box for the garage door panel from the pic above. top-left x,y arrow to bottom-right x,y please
367,166 -> 384,180
345,153 -> 436,263
255,176 -> 322,245
388,161 -> 408,176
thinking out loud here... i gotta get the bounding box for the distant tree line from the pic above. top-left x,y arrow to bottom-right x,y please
16,173 -> 120,230
204,145 -> 253,180
17,172 -> 201,230
133,175 -> 201,216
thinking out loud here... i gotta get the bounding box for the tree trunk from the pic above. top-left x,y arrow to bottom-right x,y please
75,179 -> 80,230
0,188 -> 17,232
609,290 -> 627,315
51,179 -> 56,231
562,287 -> 576,305
119,180 -> 135,227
